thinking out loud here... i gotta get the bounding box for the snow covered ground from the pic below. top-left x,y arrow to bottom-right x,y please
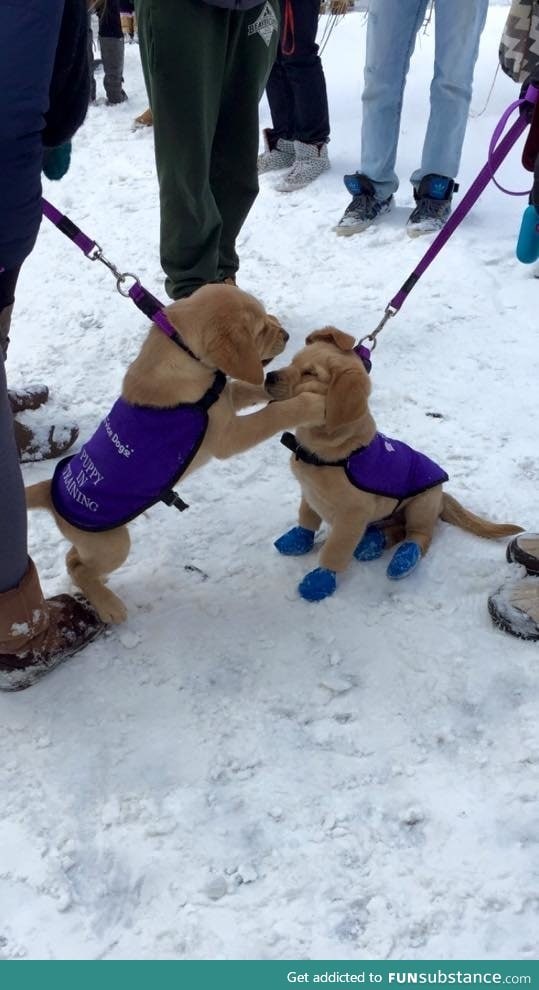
2,6 -> 539,961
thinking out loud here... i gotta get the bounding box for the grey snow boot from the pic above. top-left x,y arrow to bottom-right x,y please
99,36 -> 128,105
276,141 -> 330,192
258,128 -> 295,174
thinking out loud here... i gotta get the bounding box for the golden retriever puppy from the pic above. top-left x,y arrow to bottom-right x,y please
26,284 -> 325,622
265,327 -> 522,602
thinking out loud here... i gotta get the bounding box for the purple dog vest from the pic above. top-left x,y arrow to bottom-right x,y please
51,373 -> 226,532
281,431 -> 448,501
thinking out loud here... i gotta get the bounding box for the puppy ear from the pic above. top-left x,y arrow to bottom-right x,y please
204,320 -> 264,385
306,327 -> 356,351
326,367 -> 370,430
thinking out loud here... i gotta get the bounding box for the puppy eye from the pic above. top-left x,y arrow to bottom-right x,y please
301,369 -> 314,377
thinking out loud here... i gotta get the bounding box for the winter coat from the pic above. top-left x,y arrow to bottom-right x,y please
0,0 -> 90,273
499,0 -> 539,84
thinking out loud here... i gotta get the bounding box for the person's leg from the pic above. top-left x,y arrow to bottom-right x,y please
0,332 -> 27,595
266,54 -> 295,141
412,0 -> 489,185
212,0 -> 280,281
280,0 -> 329,145
99,0 -> 127,104
360,0 -> 429,201
258,50 -> 296,175
136,0 -> 228,298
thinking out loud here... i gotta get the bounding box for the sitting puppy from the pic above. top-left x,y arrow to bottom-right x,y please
26,285 -> 324,622
265,327 -> 522,602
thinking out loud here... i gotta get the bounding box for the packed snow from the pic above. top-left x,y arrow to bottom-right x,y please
1,5 -> 538,961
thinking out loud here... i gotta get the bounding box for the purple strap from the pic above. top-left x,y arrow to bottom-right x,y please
42,196 -> 181,344
389,83 -> 539,313
41,198 -> 96,256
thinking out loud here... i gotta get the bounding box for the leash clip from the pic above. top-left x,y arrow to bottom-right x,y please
359,305 -> 396,352
87,244 -> 140,297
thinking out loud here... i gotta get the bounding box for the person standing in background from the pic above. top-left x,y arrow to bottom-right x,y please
135,0 -> 280,300
335,0 -> 489,237
258,0 -> 331,191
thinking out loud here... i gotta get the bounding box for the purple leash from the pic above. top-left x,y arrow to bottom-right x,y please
359,82 -> 539,355
41,198 -> 186,349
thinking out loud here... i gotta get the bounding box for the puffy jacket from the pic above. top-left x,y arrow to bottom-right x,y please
0,0 -> 89,272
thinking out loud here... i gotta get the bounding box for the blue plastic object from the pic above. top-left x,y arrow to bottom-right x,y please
386,541 -> 421,580
354,525 -> 386,561
516,205 -> 539,264
274,526 -> 315,556
298,567 -> 337,602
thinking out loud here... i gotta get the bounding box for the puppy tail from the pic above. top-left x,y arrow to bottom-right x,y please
440,492 -> 523,540
26,480 -> 53,512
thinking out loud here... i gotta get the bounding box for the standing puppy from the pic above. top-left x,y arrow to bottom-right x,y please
265,328 -> 522,601
26,285 -> 325,622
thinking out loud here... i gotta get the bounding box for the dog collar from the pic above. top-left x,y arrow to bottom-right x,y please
280,431 -> 352,467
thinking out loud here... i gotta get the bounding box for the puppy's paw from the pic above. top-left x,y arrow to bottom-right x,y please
386,541 -> 421,580
354,525 -> 386,561
95,592 -> 128,624
275,526 -> 315,556
294,392 -> 326,427
298,567 -> 336,602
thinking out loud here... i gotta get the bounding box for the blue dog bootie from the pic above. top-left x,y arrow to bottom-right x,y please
354,525 -> 386,561
274,526 -> 315,556
298,567 -> 337,602
387,541 -> 421,580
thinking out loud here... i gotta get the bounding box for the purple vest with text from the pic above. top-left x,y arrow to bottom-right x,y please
51,375 -> 225,531
345,433 -> 448,500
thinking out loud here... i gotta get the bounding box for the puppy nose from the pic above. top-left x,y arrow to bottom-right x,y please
282,330 -> 290,343
265,371 -> 278,386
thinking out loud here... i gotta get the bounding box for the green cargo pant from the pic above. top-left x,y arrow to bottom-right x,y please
135,0 -> 280,299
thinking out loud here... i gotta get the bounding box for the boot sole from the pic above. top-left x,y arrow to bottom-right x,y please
506,534 -> 539,575
0,620 -> 105,692
487,587 -> 539,642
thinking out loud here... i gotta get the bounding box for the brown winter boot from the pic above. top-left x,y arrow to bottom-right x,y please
0,559 -> 105,691
8,384 -> 49,414
134,107 -> 153,128
14,418 -> 79,463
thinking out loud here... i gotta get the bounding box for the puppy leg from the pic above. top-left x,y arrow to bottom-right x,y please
212,393 -> 324,459
229,381 -> 269,411
299,513 -> 370,602
298,497 -> 322,533
402,488 -> 443,555
386,489 -> 442,580
275,497 -> 321,556
354,518 -> 406,561
66,527 -> 131,623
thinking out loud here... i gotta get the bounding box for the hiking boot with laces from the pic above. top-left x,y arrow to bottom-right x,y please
335,173 -> 393,236
275,141 -> 330,192
258,129 -> 295,174
406,174 -> 458,237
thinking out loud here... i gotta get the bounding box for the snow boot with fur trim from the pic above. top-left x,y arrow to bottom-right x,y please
0,560 -> 105,691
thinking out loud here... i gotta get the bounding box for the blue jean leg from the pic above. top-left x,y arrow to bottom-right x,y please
411,0 -> 489,186
360,0 -> 429,201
